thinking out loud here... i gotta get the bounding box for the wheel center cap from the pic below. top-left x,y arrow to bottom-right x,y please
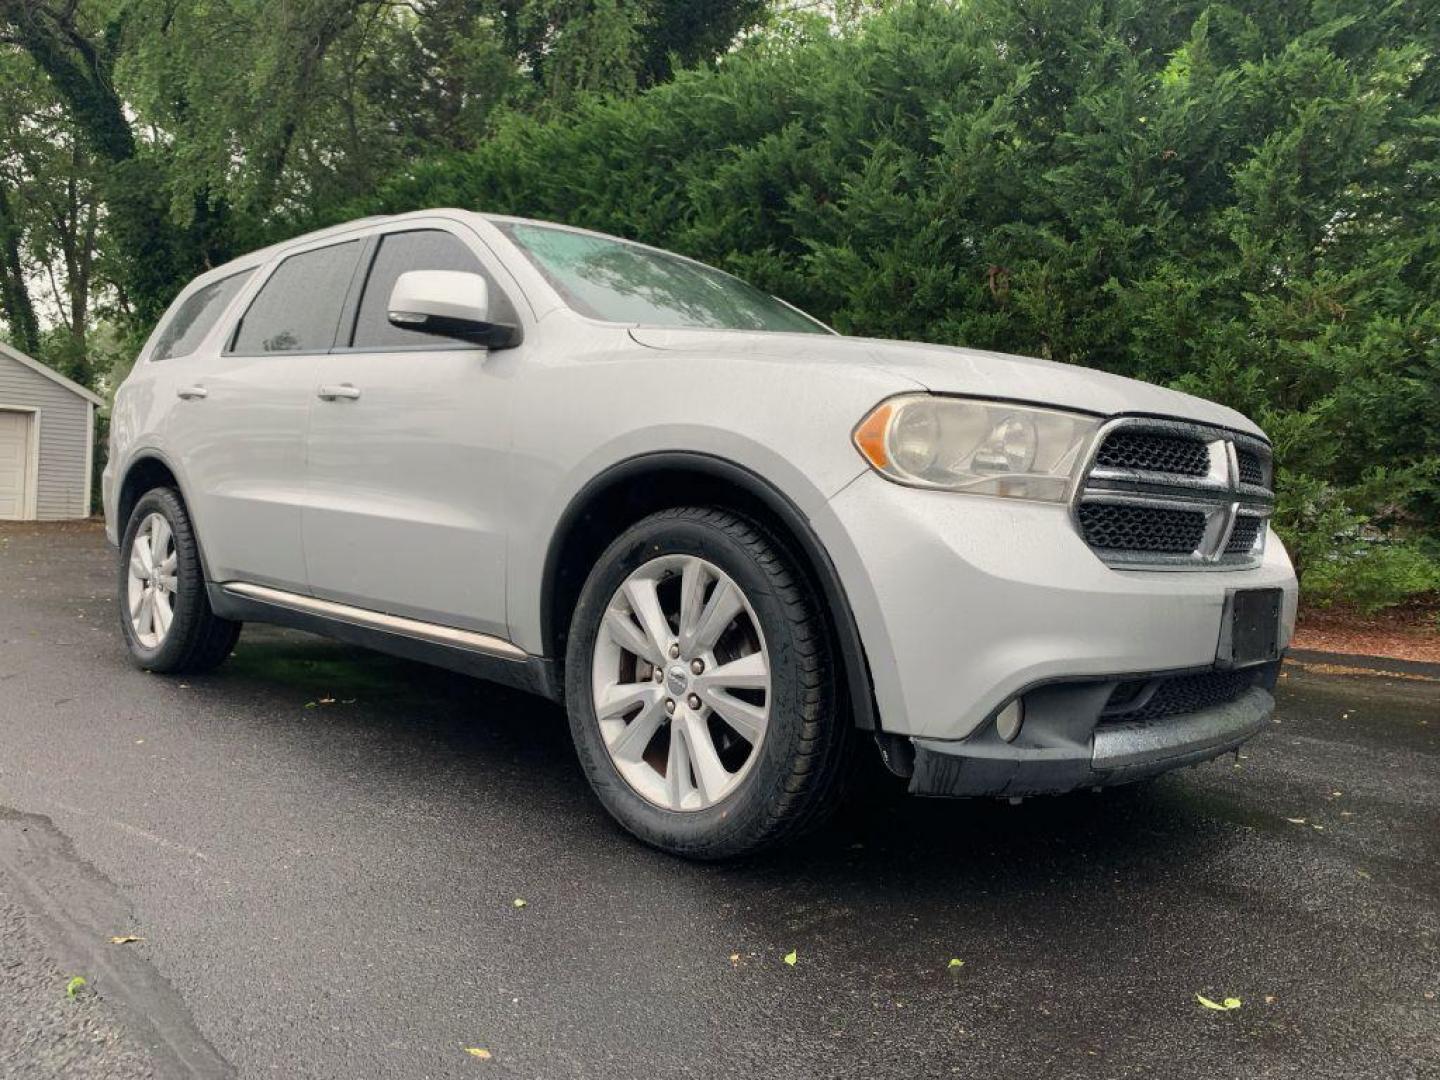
665,664 -> 689,697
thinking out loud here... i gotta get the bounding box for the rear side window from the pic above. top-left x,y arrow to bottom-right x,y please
150,271 -> 252,361
349,230 -> 513,349
230,241 -> 361,355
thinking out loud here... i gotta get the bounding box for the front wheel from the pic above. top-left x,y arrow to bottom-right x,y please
564,507 -> 852,859
118,487 -> 241,674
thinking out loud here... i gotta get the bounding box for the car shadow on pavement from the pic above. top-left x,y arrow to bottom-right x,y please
208,627 -> 1233,898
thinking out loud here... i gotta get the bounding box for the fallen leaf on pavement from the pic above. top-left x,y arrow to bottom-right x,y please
1196,994 -> 1241,1011
66,976 -> 87,999
1264,995 -> 1276,1005
108,935 -> 142,945
464,1048 -> 492,1060
948,958 -> 965,969
512,898 -> 527,909
783,949 -> 797,967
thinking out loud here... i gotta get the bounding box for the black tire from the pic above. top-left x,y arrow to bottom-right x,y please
564,507 -> 853,859
117,487 -> 241,674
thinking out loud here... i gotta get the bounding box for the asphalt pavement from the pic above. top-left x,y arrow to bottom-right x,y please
1,520 -> 1437,1079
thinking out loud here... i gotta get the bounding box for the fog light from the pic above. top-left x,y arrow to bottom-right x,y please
995,699 -> 1024,742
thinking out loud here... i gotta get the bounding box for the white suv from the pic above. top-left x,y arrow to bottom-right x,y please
103,210 -> 1298,858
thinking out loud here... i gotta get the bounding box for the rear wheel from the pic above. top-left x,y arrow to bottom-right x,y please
118,487 -> 241,674
565,507 -> 852,859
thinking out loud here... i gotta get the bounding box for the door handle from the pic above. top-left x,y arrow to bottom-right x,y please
317,384 -> 361,401
176,385 -> 208,400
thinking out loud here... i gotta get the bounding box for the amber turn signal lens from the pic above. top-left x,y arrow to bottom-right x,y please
852,403 -> 892,468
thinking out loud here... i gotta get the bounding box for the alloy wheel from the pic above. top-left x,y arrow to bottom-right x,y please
126,512 -> 178,649
591,554 -> 771,811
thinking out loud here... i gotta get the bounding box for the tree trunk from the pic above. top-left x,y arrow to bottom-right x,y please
0,182 -> 41,356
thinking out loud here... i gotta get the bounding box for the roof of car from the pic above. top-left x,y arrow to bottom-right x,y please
205,211 -> 654,281
178,209 -> 727,311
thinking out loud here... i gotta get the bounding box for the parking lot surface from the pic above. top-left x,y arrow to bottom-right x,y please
1,521 -> 1437,1079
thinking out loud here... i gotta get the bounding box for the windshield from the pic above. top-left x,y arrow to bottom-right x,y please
496,221 -> 831,334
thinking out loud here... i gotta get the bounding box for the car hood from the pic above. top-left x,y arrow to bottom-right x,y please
629,328 -> 1264,438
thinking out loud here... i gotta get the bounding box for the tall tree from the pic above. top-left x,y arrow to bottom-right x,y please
0,41 -> 101,363
0,0 -> 771,334
0,0 -> 224,323
0,58 -> 102,378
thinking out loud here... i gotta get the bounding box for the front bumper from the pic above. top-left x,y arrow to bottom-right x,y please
822,471 -> 1298,742
905,664 -> 1278,797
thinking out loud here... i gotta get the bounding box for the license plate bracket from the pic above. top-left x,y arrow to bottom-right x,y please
1217,588 -> 1283,668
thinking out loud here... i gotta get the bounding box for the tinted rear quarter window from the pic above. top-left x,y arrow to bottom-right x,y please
350,229 -> 513,349
151,271 -> 253,361
230,241 -> 361,354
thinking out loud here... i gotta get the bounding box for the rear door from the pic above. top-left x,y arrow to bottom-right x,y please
164,239 -> 363,590
301,223 -> 521,638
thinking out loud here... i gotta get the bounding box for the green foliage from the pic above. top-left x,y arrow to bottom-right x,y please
0,0 -> 770,331
361,0 -> 1440,602
1302,541 -> 1440,615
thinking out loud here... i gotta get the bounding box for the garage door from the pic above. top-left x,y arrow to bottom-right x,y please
0,410 -> 31,520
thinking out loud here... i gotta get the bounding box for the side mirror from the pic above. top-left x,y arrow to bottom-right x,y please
387,270 -> 519,347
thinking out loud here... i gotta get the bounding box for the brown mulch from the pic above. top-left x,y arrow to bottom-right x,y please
1293,599 -> 1440,665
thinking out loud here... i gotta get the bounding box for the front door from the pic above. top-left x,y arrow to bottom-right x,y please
302,226 -> 519,639
163,239 -> 363,591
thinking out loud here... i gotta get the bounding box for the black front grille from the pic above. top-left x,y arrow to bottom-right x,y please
1094,431 -> 1209,477
1103,669 -> 1259,725
1077,503 -> 1206,554
1236,448 -> 1265,487
1225,516 -> 1263,554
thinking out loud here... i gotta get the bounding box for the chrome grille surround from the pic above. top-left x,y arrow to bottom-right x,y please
1072,417 -> 1274,570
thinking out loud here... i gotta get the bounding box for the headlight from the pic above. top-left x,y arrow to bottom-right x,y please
852,394 -> 1103,502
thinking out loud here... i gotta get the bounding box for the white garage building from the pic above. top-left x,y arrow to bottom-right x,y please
0,341 -> 104,521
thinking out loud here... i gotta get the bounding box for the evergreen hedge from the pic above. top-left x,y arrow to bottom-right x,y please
363,0 -> 1440,608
